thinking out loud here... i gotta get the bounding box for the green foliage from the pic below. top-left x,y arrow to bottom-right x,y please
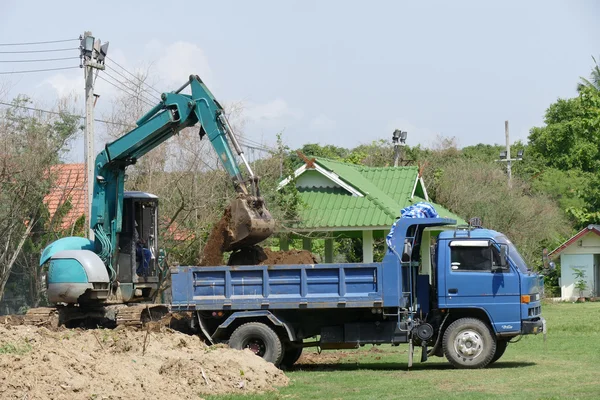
572,267 -> 588,297
0,342 -> 32,355
577,55 -> 600,92
271,132 -> 304,227
526,82 -> 600,228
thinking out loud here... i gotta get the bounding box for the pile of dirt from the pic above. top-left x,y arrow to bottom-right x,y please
0,324 -> 288,399
228,245 -> 318,266
200,208 -> 232,266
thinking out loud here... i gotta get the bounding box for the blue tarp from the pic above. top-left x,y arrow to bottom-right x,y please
386,202 -> 439,247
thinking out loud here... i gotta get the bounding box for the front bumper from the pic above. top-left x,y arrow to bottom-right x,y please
522,317 -> 546,335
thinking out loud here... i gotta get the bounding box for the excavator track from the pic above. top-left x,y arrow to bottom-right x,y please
115,305 -> 147,327
23,304 -> 170,329
24,307 -> 59,327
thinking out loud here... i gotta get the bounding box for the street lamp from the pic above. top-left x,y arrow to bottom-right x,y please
392,129 -> 408,166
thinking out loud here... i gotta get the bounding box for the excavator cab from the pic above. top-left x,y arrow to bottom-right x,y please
117,191 -> 161,299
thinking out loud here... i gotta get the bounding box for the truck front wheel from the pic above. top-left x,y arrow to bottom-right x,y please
443,318 -> 496,369
489,339 -> 508,364
229,322 -> 283,366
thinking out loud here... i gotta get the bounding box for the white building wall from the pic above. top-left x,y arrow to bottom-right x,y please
560,253 -> 594,300
560,232 -> 600,255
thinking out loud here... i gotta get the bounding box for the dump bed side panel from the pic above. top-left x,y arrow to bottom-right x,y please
170,263 -> 384,311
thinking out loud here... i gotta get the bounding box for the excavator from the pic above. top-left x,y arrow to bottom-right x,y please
26,75 -> 275,327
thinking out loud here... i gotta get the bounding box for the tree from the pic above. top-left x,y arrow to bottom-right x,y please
577,55 -> 600,93
527,85 -> 600,227
0,96 -> 79,306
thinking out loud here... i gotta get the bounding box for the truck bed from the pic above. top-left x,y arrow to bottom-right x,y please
170,262 -> 384,311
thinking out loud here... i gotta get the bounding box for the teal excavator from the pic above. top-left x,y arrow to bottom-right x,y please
27,75 -> 274,326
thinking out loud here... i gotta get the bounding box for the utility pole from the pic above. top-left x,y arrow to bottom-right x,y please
80,32 -> 108,240
505,120 -> 512,188
496,120 -> 524,188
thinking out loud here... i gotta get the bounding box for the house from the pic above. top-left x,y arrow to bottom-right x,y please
277,155 -> 465,265
44,163 -> 87,230
549,225 -> 600,300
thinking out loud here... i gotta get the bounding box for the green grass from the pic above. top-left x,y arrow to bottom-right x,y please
207,302 -> 600,400
0,342 -> 32,355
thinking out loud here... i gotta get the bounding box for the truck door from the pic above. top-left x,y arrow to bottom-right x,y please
440,240 -> 521,333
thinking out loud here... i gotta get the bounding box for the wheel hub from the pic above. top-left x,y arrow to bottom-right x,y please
245,338 -> 266,357
454,330 -> 483,359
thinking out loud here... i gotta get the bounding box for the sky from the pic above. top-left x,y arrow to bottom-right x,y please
0,0 -> 598,162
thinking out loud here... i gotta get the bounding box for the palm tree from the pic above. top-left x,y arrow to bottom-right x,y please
577,55 -> 600,92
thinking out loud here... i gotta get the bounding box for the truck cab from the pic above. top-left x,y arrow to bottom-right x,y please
436,228 -> 544,337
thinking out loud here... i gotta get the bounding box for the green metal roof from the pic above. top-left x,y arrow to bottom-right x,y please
286,157 -> 466,230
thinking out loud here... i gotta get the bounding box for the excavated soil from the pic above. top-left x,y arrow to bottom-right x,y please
200,208 -> 232,266
228,245 -> 318,266
0,323 -> 288,399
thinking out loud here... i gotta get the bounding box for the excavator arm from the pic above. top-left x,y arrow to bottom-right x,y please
91,75 -> 274,270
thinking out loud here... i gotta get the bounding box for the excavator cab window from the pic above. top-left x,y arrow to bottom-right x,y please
118,192 -> 159,284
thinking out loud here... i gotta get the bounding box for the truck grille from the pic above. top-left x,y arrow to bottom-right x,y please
528,306 -> 541,317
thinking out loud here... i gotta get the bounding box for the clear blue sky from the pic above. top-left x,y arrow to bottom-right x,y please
1,0 -> 598,160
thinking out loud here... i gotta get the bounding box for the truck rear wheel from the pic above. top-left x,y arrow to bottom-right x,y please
229,322 -> 283,365
443,318 -> 496,369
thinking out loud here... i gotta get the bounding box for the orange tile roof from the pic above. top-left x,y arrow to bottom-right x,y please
44,163 -> 87,230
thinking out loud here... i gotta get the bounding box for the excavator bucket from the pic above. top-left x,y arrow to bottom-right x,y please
224,195 -> 275,251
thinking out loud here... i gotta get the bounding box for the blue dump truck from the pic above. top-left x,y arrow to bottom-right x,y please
170,217 -> 546,369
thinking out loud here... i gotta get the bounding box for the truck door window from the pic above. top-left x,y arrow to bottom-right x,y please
451,246 -> 493,272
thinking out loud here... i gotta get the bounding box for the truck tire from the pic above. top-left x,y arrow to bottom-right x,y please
280,344 -> 303,369
443,318 -> 496,369
489,339 -> 508,364
229,322 -> 283,366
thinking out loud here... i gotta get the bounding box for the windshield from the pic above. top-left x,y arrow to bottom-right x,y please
495,235 -> 530,273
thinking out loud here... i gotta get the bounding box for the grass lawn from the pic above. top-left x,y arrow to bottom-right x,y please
207,302 -> 600,400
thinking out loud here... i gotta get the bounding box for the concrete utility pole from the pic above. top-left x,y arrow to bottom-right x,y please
505,120 -> 512,188
80,32 -> 108,240
496,120 -> 524,188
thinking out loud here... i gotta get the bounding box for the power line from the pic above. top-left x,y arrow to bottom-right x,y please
105,55 -> 162,95
98,71 -> 158,106
0,47 -> 79,54
0,56 -> 80,63
0,66 -> 80,75
0,100 -> 135,128
238,136 -> 277,152
0,38 -> 79,46
96,74 -> 156,108
104,64 -> 161,101
238,139 -> 276,153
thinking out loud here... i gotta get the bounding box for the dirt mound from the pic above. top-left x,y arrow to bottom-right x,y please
0,324 -> 288,399
228,245 -> 318,266
201,208 -> 232,266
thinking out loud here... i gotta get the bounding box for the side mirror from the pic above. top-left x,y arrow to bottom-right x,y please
493,244 -> 509,272
500,244 -> 508,268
